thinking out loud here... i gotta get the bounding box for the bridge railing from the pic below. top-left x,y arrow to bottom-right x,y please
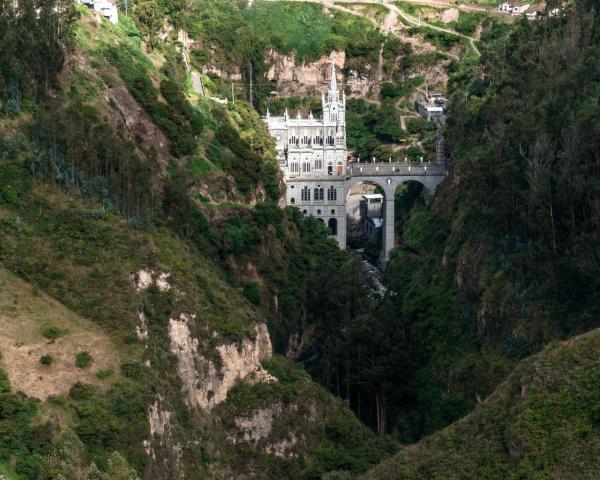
346,162 -> 448,177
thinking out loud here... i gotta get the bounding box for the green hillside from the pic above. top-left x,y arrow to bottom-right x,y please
0,3 -> 392,479
2,0 -> 600,478
294,0 -> 600,455
364,328 -> 600,479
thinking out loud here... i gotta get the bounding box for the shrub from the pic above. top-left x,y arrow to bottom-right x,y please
120,361 -> 143,379
0,369 -> 10,393
243,282 -> 261,305
75,351 -> 93,369
42,325 -> 66,340
40,354 -> 54,365
96,369 -> 113,379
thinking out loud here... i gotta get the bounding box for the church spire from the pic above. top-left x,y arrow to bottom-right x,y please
327,62 -> 340,104
330,62 -> 338,95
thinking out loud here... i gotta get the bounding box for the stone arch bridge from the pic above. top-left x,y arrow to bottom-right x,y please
341,162 -> 448,263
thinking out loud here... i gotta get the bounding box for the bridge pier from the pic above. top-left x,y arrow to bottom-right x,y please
382,197 -> 395,264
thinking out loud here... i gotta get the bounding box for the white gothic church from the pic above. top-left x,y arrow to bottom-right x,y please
264,64 -> 348,248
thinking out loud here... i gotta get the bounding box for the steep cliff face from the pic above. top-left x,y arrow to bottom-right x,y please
168,317 -> 276,410
266,49 -> 378,97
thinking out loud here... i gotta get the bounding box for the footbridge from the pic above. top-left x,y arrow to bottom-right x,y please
345,161 -> 448,263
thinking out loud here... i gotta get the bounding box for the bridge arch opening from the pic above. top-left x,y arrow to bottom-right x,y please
394,179 -> 427,245
345,179 -> 388,262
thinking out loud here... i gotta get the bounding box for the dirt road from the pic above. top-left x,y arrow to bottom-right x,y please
267,0 -> 482,57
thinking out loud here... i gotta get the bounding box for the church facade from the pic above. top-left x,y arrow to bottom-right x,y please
264,64 -> 348,248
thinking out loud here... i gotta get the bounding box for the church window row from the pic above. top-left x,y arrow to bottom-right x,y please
301,186 -> 310,201
290,158 -> 328,174
287,131 -> 342,148
295,186 -> 337,203
292,208 -> 337,217
327,186 -> 337,201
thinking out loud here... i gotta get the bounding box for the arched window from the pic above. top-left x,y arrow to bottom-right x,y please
328,218 -> 338,235
327,186 -> 337,201
303,210 -> 308,215
313,187 -> 324,201
331,209 -> 335,215
301,186 -> 310,202
317,209 -> 321,215
290,197 -> 295,204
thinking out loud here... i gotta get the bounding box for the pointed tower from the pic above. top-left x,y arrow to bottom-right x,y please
322,62 -> 345,126
327,62 -> 339,104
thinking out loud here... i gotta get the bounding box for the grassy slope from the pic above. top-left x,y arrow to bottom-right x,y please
364,328 -> 600,479
0,9 -> 392,479
0,268 -> 120,400
0,111 -> 388,479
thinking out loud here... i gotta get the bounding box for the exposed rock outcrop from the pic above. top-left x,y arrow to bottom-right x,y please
229,403 -> 300,459
228,403 -> 310,459
265,50 -> 377,98
130,268 -> 172,292
168,315 -> 276,410
136,310 -> 149,341
234,404 -> 283,444
266,50 -> 345,95
144,395 -> 173,459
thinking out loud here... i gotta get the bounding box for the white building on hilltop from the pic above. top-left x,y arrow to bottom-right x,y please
264,64 -> 348,247
80,0 -> 118,23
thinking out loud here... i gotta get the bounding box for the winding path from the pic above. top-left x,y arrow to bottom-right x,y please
267,0 -> 481,57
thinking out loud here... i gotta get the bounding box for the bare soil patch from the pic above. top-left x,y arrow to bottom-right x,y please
0,268 -> 120,400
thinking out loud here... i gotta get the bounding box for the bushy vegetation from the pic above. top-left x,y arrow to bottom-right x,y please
42,325 -> 66,339
187,0 -> 384,66
106,45 -> 202,157
346,99 -> 408,160
366,328 -> 600,479
221,356 -> 395,479
6,0 -> 597,477
0,0 -> 78,110
75,351 -> 93,368
312,0 -> 600,444
39,354 -> 54,366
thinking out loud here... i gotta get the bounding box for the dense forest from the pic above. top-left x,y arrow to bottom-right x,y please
1,0 -> 600,478
306,0 -> 600,443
